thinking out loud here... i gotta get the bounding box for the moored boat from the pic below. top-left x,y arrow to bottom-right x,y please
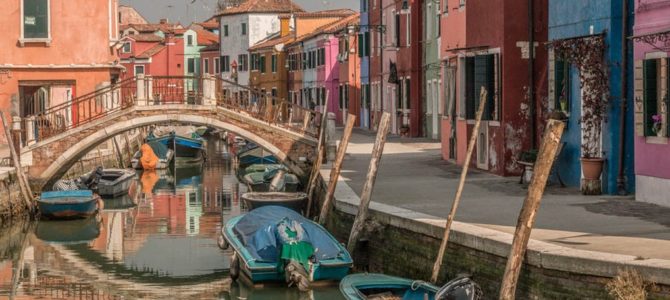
82,168 -> 136,198
237,145 -> 278,168
131,141 -> 174,170
339,273 -> 482,300
241,192 -> 307,212
242,171 -> 301,192
221,206 -> 353,291
38,190 -> 100,220
149,131 -> 207,165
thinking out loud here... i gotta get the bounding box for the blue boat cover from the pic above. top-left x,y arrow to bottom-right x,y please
234,206 -> 343,263
147,141 -> 170,159
42,190 -> 93,199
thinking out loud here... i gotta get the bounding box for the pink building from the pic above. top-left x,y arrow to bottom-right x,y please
632,0 -> 670,206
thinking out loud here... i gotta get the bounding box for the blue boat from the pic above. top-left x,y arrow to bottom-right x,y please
221,206 -> 353,291
38,190 -> 100,220
148,131 -> 207,165
237,145 -> 278,168
339,273 -> 482,300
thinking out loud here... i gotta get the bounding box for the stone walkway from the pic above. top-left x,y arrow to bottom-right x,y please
335,128 -> 670,260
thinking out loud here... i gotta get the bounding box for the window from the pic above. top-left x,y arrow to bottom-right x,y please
271,54 -> 277,73
405,78 -> 411,109
339,84 -> 349,109
641,58 -> 670,136
221,55 -> 230,72
460,0 -> 466,7
302,52 -> 307,69
241,23 -> 247,35
122,42 -> 131,53
223,25 -> 229,37
250,54 -> 259,71
402,0 -> 409,10
395,13 -> 400,47
22,0 -> 50,39
271,88 -> 278,104
358,32 -> 370,57
187,35 -> 193,46
260,55 -> 266,73
465,54 -> 498,120
134,65 -> 145,75
317,48 -> 325,66
444,0 -> 449,14
361,0 -> 368,12
239,54 -> 248,71
406,14 -> 411,47
554,59 -> 570,112
204,58 -> 209,74
187,58 -> 196,74
214,57 -> 220,74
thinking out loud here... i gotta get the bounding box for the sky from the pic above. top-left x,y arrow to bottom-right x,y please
120,0 -> 359,24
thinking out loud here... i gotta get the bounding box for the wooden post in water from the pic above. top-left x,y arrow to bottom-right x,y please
318,114 -> 356,225
112,136 -> 124,168
430,87 -> 488,283
498,119 -> 565,300
346,112 -> 390,253
97,147 -> 105,168
305,95 -> 330,217
124,133 -> 133,166
0,112 -> 33,208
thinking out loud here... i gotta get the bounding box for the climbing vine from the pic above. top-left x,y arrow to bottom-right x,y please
551,35 -> 609,158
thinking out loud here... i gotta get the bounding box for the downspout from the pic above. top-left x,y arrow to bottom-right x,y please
379,2 -> 384,129
528,0 -> 536,148
617,0 -> 629,195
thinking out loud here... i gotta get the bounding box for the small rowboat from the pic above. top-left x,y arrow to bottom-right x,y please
221,206 -> 353,291
339,273 -> 482,300
38,190 -> 100,220
82,168 -> 136,198
242,171 -> 301,192
241,192 -> 307,213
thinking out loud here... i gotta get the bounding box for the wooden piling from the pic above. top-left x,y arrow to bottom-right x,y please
430,87 -> 488,283
0,112 -> 33,209
318,114 -> 356,225
305,96 -> 330,217
112,136 -> 124,168
124,133 -> 133,165
97,147 -> 105,168
346,112 -> 390,253
498,119 -> 565,300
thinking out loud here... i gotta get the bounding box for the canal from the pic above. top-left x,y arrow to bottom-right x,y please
0,135 -> 344,299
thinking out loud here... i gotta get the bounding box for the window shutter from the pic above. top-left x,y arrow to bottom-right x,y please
465,57 -> 475,119
634,59 -> 644,136
364,32 -> 370,57
358,34 -> 364,57
643,59 -> 658,136
548,50 -> 556,110
24,0 -> 49,39
662,58 -> 669,136
405,78 -> 411,109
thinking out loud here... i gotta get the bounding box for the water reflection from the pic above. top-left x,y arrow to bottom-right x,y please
0,135 -> 344,299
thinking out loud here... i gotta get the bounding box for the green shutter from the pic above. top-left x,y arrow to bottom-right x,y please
644,59 -> 658,136
405,78 -> 411,109
24,0 -> 49,39
358,34 -> 364,57
364,32 -> 370,57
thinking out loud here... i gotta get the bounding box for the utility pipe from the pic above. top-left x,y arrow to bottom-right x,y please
528,0 -> 536,148
617,0 -> 629,195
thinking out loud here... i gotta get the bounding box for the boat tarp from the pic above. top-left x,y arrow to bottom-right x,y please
147,141 -> 170,159
261,165 -> 288,182
233,206 -> 342,265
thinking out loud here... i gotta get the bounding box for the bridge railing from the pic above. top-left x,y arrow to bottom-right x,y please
214,78 -> 322,138
19,75 -> 321,145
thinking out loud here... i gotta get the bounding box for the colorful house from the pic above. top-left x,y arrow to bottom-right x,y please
632,0 -> 669,205
423,0 -> 441,139
336,16 -> 362,126
201,43 -> 221,78
548,0 -> 635,194
248,20 -> 294,103
439,0 -> 467,162
440,0 -> 548,177
0,0 -> 122,145
119,33 -> 184,78
358,0 -> 372,129
368,0 -> 396,132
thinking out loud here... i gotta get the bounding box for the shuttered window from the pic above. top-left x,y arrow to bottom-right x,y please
643,59 -> 658,136
260,55 -> 266,73
465,57 -> 475,119
466,54 -> 498,120
23,0 -> 49,39
641,58 -> 669,137
405,78 -> 411,109
271,54 -> 277,73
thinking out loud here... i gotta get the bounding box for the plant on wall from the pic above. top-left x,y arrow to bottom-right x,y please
551,35 -> 609,158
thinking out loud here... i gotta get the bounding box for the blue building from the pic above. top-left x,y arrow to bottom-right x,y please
547,0 -> 635,195
359,0 -> 370,129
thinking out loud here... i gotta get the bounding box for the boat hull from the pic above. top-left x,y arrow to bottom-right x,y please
38,191 -> 100,220
95,169 -> 136,197
35,217 -> 101,244
241,192 -> 307,213
339,273 -> 439,300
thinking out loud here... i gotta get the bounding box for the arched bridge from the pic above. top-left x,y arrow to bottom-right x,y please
17,75 -> 323,189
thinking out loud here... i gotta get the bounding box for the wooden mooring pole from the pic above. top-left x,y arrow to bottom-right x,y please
430,87 -> 488,284
0,112 -> 33,209
112,136 -> 124,168
305,96 -> 330,217
318,114 -> 356,225
346,112 -> 390,253
498,119 -> 565,300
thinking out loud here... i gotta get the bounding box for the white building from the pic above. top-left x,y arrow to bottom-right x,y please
217,0 -> 304,87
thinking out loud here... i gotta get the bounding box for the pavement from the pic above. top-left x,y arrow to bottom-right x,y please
335,128 -> 670,260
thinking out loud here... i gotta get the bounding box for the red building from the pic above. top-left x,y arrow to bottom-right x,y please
336,18 -> 362,126
440,0 -> 548,176
201,43 -> 221,77
119,33 -> 184,78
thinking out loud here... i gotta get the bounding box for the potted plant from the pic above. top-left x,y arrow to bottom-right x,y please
652,114 -> 663,137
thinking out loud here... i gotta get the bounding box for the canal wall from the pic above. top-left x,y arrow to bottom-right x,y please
315,168 -> 670,299
0,168 -> 31,225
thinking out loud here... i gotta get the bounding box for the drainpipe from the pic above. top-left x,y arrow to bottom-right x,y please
379,2 -> 384,129
617,0 -> 629,195
528,0 -> 536,148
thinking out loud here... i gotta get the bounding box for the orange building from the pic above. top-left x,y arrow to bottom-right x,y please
0,0 -> 122,145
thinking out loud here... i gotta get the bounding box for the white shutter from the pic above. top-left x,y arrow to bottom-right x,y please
634,59 -> 644,136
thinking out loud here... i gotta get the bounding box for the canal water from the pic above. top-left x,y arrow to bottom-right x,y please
0,135 -> 344,299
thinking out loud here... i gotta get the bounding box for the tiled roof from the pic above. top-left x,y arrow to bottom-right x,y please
137,44 -> 166,58
195,29 -> 219,46
216,0 -> 304,17
200,43 -> 220,52
278,9 -> 355,19
196,20 -> 219,30
125,33 -> 164,42
123,23 -> 182,34
288,13 -> 360,46
249,34 -> 294,51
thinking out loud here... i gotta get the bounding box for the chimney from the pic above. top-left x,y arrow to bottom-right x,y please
160,18 -> 168,24
280,16 -> 291,37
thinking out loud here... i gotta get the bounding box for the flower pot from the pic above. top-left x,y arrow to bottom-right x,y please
581,157 -> 604,180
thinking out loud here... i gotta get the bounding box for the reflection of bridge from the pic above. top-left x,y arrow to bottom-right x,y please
16,75 -> 322,189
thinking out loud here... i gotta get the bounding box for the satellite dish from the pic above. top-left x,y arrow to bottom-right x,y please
274,43 -> 285,52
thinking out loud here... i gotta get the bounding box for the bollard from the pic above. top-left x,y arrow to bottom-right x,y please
326,112 -> 336,162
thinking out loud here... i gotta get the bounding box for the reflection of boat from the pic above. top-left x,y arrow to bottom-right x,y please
237,144 -> 277,168
83,168 -> 136,198
102,194 -> 137,211
36,217 -> 101,244
38,190 -> 100,219
241,192 -> 307,212
339,273 -> 482,300
222,206 -> 352,291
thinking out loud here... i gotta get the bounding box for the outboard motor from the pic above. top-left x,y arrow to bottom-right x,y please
435,275 -> 483,300
80,166 -> 104,190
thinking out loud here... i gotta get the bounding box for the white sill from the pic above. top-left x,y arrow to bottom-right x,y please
19,38 -> 51,47
646,136 -> 668,144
